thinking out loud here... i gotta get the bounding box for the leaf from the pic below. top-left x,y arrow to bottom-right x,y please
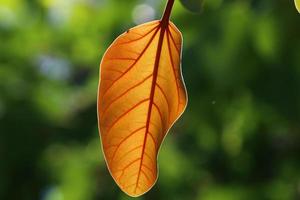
180,0 -> 204,13
295,0 -> 300,13
97,0 -> 187,197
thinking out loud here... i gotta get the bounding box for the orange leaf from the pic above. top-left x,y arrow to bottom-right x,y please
97,0 -> 187,197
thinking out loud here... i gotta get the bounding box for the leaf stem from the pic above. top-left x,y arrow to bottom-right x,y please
161,0 -> 175,26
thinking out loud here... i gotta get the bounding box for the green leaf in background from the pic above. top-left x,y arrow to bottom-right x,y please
295,0 -> 300,13
179,0 -> 204,13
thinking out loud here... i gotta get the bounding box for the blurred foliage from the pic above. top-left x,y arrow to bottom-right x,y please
0,0 -> 300,200
179,0 -> 204,13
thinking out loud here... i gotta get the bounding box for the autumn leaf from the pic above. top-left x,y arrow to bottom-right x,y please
295,0 -> 300,13
97,0 -> 187,197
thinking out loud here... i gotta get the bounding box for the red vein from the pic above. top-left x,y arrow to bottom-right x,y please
102,27 -> 160,97
149,121 -> 162,133
110,127 -> 145,162
130,31 -> 144,37
153,102 -> 164,131
114,145 -> 143,166
167,27 -> 180,55
101,74 -> 153,117
105,68 -> 123,74
102,77 -> 115,82
144,151 -> 155,166
134,24 -> 166,193
118,24 -> 159,45
155,83 -> 171,121
124,48 -> 140,56
116,158 -> 140,176
123,182 -> 137,190
142,164 -> 156,178
168,24 -> 180,41
141,169 -> 151,183
106,57 -> 136,61
158,74 -> 168,81
121,175 -> 137,189
105,99 -> 149,135
116,158 -> 140,183
147,131 -> 157,150
166,28 -> 180,113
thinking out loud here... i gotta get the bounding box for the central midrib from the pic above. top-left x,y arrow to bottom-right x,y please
134,22 -> 167,192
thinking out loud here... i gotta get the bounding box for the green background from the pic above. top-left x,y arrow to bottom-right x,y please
0,0 -> 300,199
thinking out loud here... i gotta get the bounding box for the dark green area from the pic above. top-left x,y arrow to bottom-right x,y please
0,0 -> 300,199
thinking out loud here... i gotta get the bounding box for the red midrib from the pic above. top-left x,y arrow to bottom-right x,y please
133,0 -> 175,193
134,22 -> 167,192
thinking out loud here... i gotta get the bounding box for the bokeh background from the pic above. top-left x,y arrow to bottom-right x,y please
1,0 -> 300,199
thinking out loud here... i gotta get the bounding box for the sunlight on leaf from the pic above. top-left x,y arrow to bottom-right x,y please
97,0 -> 187,197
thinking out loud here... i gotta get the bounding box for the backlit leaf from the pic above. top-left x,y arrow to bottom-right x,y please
97,0 -> 187,197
